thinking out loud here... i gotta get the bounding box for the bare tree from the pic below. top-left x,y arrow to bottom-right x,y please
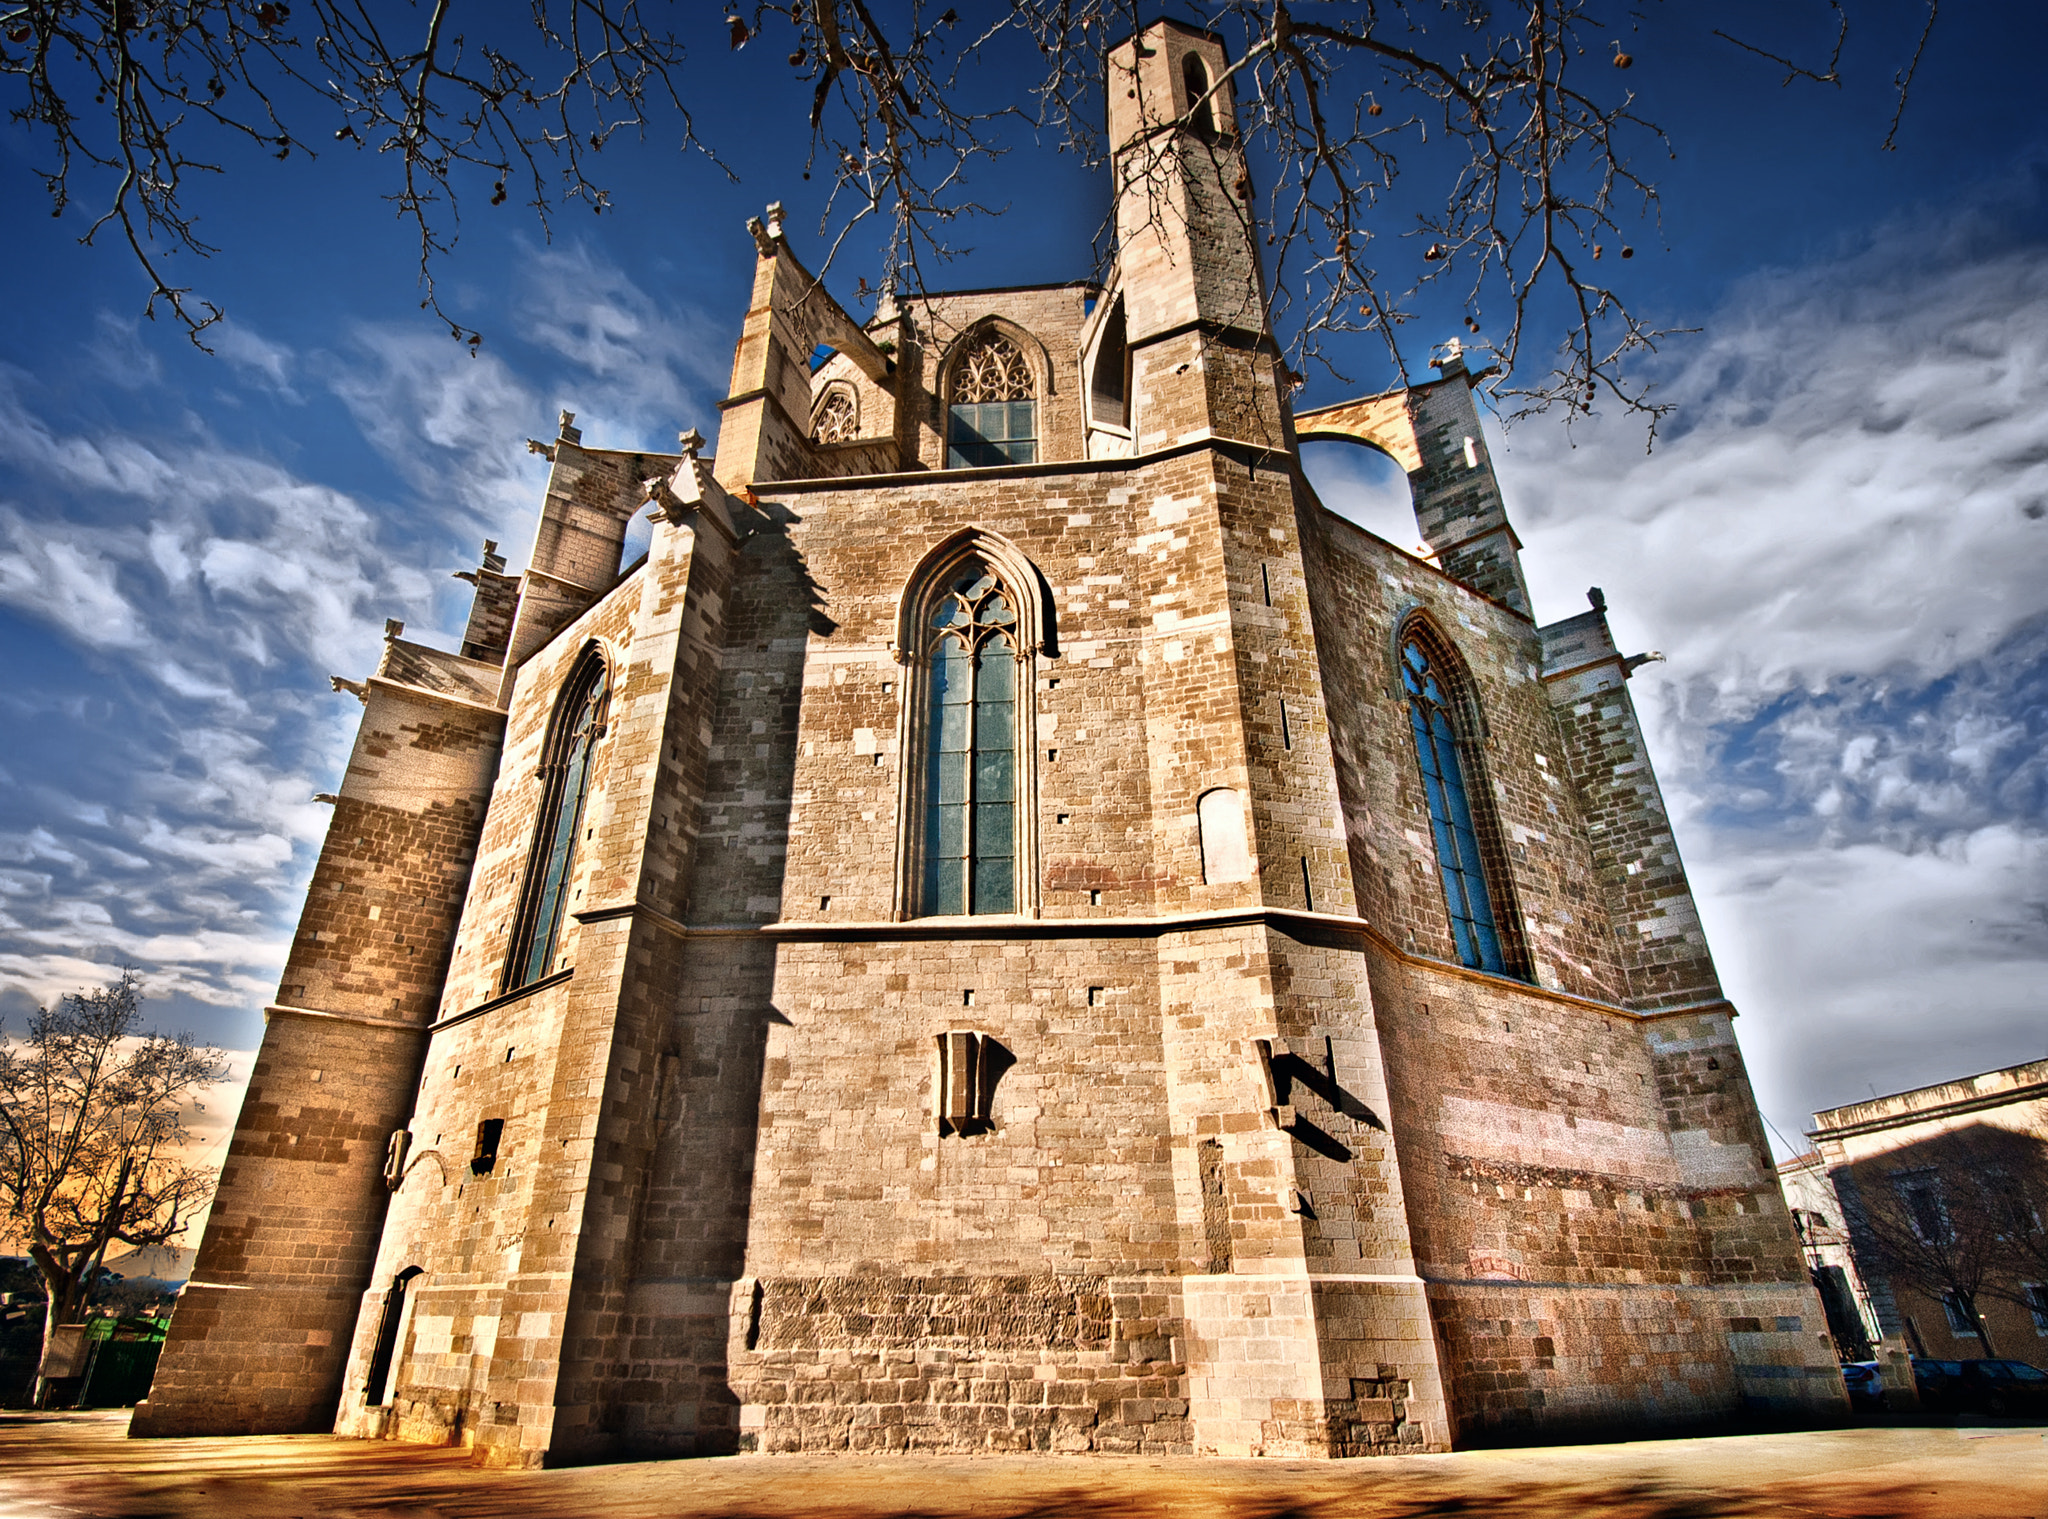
1974,1119 -> 2048,1323
0,969 -> 226,1402
3,1 -> 1938,428
1840,1129 -> 2030,1359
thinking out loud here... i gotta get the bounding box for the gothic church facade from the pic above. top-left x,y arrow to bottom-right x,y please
135,20 -> 1844,1465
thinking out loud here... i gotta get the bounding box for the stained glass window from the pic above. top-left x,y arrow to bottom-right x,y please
920,559 -> 1020,914
1400,629 -> 1505,974
947,335 -> 1037,468
505,652 -> 607,989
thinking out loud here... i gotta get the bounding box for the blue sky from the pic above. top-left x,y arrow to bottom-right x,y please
1,5 -> 2044,1170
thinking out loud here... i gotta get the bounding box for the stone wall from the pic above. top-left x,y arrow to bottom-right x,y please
136,648 -> 505,1437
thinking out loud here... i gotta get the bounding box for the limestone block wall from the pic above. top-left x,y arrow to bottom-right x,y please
136,666 -> 505,1437
330,499 -> 741,1466
716,933 -> 1195,1455
689,450 -> 1301,929
1159,920 -> 1450,1456
1300,505 -> 1630,1001
1543,609 -> 1723,1011
1366,953 -> 1839,1440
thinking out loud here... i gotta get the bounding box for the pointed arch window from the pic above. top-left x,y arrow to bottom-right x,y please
1399,625 -> 1511,975
1089,297 -> 1129,432
1181,52 -> 1218,141
504,647 -> 608,990
915,556 -> 1024,915
947,334 -> 1037,468
814,385 -> 858,444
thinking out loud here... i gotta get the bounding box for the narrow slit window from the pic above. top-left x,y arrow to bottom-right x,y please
1089,299 -> 1129,431
1400,628 -> 1506,974
470,1118 -> 504,1176
504,648 -> 608,990
363,1265 -> 423,1406
1182,52 -> 1218,140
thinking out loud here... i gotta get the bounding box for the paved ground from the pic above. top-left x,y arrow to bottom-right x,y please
0,1412 -> 2043,1519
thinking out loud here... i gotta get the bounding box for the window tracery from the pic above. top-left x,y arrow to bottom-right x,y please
814,387 -> 857,443
947,333 -> 1037,467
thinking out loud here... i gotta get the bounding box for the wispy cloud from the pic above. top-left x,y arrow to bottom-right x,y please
0,251 -> 722,1098
516,241 -> 733,441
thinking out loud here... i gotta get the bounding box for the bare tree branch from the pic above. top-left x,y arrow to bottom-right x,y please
0,1 -> 1934,424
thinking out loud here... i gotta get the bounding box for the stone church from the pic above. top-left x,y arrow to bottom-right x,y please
134,19 -> 1844,1466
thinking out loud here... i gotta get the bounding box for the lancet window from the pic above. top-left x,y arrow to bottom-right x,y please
916,557 -> 1023,914
504,647 -> 608,990
947,334 -> 1037,468
1399,623 -> 1512,976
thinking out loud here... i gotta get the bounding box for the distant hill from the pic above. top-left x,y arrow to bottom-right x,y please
102,1245 -> 196,1285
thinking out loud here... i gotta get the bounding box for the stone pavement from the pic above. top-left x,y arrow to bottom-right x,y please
1,1411 -> 2043,1519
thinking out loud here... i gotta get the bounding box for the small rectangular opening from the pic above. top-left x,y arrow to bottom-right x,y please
963,989 -> 976,1007
1056,813 -> 1070,825
1047,748 -> 1059,763
504,1047 -> 515,1063
1279,700 -> 1292,750
471,1118 -> 505,1176
1088,987 -> 1104,1007
1088,890 -> 1102,907
1261,563 -> 1272,606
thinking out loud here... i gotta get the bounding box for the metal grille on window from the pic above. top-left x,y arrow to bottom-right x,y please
814,388 -> 857,443
1400,631 -> 1505,974
921,558 -> 1019,914
947,335 -> 1037,467
505,651 -> 606,990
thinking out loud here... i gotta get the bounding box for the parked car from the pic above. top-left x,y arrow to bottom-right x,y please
1959,1359 -> 2048,1418
1912,1358 -> 2048,1416
1840,1360 -> 1885,1410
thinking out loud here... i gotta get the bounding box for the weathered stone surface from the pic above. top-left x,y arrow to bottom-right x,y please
136,16 -> 1841,1464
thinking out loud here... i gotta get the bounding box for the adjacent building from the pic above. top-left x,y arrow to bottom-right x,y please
1789,1059 -> 2048,1364
133,19 -> 1842,1465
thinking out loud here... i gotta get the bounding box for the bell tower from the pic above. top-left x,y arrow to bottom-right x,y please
1107,20 -> 1287,452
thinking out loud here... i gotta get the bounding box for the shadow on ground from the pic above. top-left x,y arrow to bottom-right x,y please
3,1412 -> 2041,1519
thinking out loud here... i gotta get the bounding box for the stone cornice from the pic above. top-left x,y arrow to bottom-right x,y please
1808,1077 -> 2048,1146
429,966 -> 575,1034
630,902 -> 1727,1026
264,1002 -> 424,1033
746,433 -> 1293,496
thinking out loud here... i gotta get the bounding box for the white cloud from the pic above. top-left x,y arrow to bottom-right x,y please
325,325 -> 549,545
212,320 -> 300,400
0,513 -> 149,650
1498,242 -> 2048,701
516,241 -> 733,441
